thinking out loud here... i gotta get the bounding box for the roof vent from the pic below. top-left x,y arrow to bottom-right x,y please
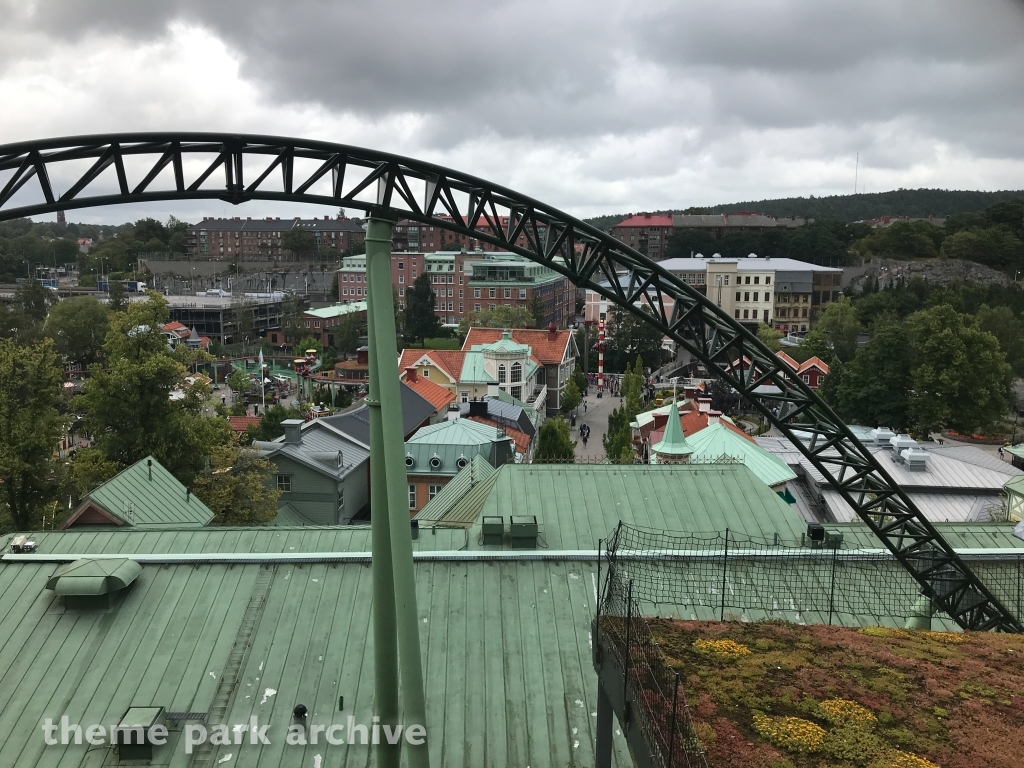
405,453 -> 416,468
115,706 -> 167,762
429,454 -> 442,470
901,447 -> 931,472
870,427 -> 896,446
46,558 -> 141,609
890,434 -> 917,458
509,516 -> 538,549
456,455 -> 469,470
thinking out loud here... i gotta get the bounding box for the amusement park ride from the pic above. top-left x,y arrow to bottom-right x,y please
1,131 -> 1019,766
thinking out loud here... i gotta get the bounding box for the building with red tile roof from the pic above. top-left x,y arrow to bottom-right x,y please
401,368 -> 457,413
610,213 -> 674,259
228,415 -> 261,434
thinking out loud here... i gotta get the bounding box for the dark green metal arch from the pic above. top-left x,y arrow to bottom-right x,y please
1,132 -> 1017,631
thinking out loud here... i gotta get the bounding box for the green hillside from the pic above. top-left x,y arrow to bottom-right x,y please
584,189 -> 1024,230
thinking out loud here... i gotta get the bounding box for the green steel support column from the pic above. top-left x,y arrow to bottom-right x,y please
366,227 -> 400,768
366,217 -> 431,767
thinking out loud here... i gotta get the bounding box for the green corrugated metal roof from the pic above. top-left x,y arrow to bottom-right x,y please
78,455 -> 213,528
408,418 -> 503,447
415,455 -> 496,523
270,502 -> 319,526
1007,443 -> 1024,460
1006,475 -> 1024,495
473,463 -> 810,549
685,423 -> 797,488
0,557 -> 633,767
8,525 -> 467,556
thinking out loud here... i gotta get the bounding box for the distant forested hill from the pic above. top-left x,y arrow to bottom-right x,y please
583,189 -> 1024,230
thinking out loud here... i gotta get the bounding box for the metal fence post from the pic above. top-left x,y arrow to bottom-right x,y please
668,671 -> 680,767
596,538 -> 602,621
828,545 -> 838,626
721,528 -> 729,621
625,578 -> 634,696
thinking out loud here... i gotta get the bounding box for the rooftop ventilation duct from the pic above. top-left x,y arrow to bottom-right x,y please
871,427 -> 896,446
405,453 -> 415,468
429,454 -> 443,470
46,557 -> 141,609
901,447 -> 931,472
889,434 -> 917,459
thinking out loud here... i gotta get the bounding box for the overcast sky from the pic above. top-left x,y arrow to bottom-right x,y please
1,0 -> 1023,223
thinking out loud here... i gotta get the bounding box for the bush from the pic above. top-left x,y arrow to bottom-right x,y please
752,713 -> 825,754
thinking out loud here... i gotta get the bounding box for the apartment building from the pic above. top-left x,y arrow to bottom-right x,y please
185,216 -> 365,260
391,215 -> 548,253
609,213 -> 673,259
346,250 -> 573,328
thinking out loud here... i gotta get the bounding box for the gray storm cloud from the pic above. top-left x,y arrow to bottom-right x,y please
0,0 -> 1022,216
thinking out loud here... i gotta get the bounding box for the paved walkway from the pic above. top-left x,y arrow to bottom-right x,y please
570,386 -> 622,462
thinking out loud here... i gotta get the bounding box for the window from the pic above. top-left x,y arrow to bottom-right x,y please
398,262 -> 404,270
743,309 -> 749,319
408,485 -> 416,509
802,374 -> 810,384
511,386 -> 522,400
744,292 -> 750,302
511,361 -> 522,383
735,291 -> 741,301
489,304 -> 495,310
398,287 -> 404,297
498,364 -> 507,384
724,276 -> 730,286
765,276 -> 771,285
519,289 -> 526,299
763,309 -> 769,322
754,276 -> 760,284
399,275 -> 404,284
734,309 -> 740,318
314,321 -> 321,328
461,391 -> 469,403
474,288 -> 480,298
489,288 -> 496,298
338,488 -> 345,509
277,475 -> 291,492
474,304 -> 481,311
504,288 -> 511,299
745,276 -> 751,284
422,369 -> 429,377
764,293 -> 771,302
459,303 -> 463,313
459,289 -> 463,298
802,308 -> 808,318
428,485 -> 441,502
459,276 -> 463,284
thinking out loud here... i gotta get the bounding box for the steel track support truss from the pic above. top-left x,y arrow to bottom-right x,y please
0,132 -> 1018,632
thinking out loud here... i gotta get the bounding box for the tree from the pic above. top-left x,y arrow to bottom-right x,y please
334,313 -> 365,357
814,297 -> 861,363
533,417 -> 576,463
281,227 -> 315,259
976,304 -> 1024,376
0,339 -> 64,530
243,404 -> 305,443
605,306 -> 664,373
906,305 -> 1013,435
403,272 -> 441,345
107,279 -> 129,312
561,377 -> 582,414
81,293 -> 234,484
572,364 -> 588,396
66,448 -> 121,500
295,336 -> 323,359
191,444 -> 281,526
458,304 -> 535,335
835,324 -> 915,431
756,323 -> 783,352
603,358 -> 645,463
43,296 -> 110,368
528,292 -> 545,328
227,368 -> 252,397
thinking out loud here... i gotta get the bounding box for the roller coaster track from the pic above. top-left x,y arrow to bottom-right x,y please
0,132 -> 1018,631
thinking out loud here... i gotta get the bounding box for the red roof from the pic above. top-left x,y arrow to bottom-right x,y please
799,356 -> 830,375
402,376 -> 456,413
614,214 -> 673,228
397,349 -> 466,382
467,416 -> 532,454
776,351 -> 799,370
720,418 -> 756,443
228,416 -> 261,433
462,328 -> 572,366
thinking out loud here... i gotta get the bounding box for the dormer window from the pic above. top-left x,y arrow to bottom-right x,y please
511,362 -> 522,383
498,364 -> 507,384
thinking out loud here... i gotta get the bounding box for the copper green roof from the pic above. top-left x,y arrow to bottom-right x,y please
414,455 -> 498,524
70,455 -> 214,528
1006,444 -> 1024,460
685,423 -> 797,488
651,401 -> 692,456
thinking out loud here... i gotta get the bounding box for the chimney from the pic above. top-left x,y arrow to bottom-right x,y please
147,458 -> 152,481
708,410 -> 721,426
548,322 -> 557,340
186,488 -> 191,503
405,366 -> 418,382
282,419 -> 304,445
